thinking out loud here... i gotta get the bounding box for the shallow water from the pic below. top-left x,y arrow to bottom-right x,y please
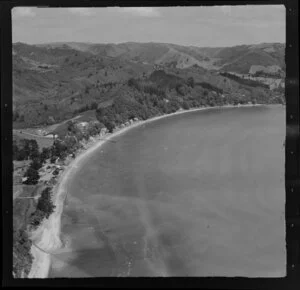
49,106 -> 286,277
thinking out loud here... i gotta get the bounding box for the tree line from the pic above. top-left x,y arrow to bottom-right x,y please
94,72 -> 255,132
29,187 -> 56,228
220,71 -> 270,89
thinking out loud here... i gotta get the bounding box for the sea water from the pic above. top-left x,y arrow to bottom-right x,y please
49,105 -> 286,277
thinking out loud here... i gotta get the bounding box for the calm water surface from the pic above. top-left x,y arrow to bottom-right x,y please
50,106 -> 286,277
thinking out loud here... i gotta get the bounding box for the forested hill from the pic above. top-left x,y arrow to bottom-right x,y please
13,41 -> 285,128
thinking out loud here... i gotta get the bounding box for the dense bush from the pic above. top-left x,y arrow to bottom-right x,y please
51,140 -> 68,161
13,139 -> 40,161
252,71 -> 282,79
36,187 -> 55,219
187,77 -> 195,88
39,147 -> 51,163
29,158 -> 43,171
220,72 -> 269,89
182,101 -> 190,110
96,96 -> 151,131
96,70 -> 273,132
195,82 -> 223,94
13,227 -> 33,278
29,187 -> 56,228
23,167 -> 40,185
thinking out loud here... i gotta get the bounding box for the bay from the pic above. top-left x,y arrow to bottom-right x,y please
49,105 -> 286,277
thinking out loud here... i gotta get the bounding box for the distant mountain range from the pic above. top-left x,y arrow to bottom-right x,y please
12,42 -> 285,128
33,41 -> 285,72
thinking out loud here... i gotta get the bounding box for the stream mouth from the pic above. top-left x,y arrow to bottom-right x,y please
49,106 -> 286,277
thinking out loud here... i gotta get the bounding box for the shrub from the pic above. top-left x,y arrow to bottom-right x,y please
90,102 -> 98,110
187,77 -> 195,88
23,168 -> 40,185
40,147 -> 51,163
105,121 -> 115,133
13,227 -> 33,277
30,158 -> 43,171
36,188 -> 55,218
182,101 -> 190,110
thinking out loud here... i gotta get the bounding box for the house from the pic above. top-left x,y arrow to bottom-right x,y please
45,134 -> 58,139
76,122 -> 89,132
40,129 -> 50,136
154,64 -> 163,70
99,128 -> 107,136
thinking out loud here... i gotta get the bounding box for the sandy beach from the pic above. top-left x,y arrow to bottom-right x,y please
27,103 -> 270,278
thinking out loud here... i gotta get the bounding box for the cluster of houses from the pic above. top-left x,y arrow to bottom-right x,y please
118,117 -> 139,129
36,128 -> 58,139
75,118 -> 140,133
153,64 -> 164,70
21,118 -> 143,185
75,121 -> 89,132
38,162 -> 65,185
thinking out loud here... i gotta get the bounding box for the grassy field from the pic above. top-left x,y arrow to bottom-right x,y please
13,130 -> 54,150
50,109 -> 98,137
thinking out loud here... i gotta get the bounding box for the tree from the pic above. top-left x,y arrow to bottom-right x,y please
64,136 -> 77,153
51,140 -> 68,160
13,227 -> 33,277
50,156 -> 56,164
187,77 -> 195,88
36,187 -> 55,219
29,188 -> 56,228
24,140 -> 39,159
40,147 -> 51,163
15,139 -> 40,160
127,78 -> 139,89
29,210 -> 45,227
90,102 -> 98,110
30,158 -> 42,171
182,101 -> 190,110
23,168 -> 40,185
105,121 -> 115,133
67,121 -> 76,134
96,107 -> 105,119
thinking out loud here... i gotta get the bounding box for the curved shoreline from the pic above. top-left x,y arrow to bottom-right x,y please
27,103 -> 279,278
